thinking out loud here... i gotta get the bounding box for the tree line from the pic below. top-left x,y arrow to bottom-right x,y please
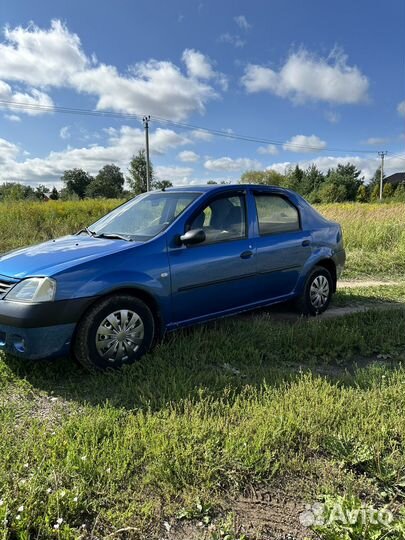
0,152 -> 404,203
0,150 -> 173,202
240,164 -> 405,203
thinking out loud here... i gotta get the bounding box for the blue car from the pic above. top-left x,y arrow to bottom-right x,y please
0,184 -> 345,370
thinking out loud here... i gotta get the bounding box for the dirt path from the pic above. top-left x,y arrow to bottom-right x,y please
338,279 -> 404,288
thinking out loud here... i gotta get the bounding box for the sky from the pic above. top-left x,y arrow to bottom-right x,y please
0,0 -> 404,188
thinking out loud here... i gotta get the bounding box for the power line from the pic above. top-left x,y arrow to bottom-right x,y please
0,98 -> 383,155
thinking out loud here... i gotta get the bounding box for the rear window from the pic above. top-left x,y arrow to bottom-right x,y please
254,194 -> 300,235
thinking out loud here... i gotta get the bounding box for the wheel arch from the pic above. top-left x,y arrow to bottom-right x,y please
315,258 -> 337,292
72,286 -> 165,349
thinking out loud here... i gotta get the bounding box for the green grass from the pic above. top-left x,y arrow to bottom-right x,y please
0,199 -> 404,278
2,309 -> 405,538
317,202 -> 405,278
1,200 -> 405,537
0,199 -> 120,254
334,283 -> 405,307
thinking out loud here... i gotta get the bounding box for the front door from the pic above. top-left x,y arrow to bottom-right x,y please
168,192 -> 257,323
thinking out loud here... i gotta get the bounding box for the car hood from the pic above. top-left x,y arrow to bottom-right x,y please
0,235 -> 141,279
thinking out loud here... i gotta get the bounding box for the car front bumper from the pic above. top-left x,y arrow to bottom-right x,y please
0,322 -> 76,359
0,296 -> 95,360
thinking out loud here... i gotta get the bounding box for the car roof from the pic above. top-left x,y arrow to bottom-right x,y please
162,183 -> 292,194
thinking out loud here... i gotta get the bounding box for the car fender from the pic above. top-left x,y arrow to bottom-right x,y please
294,246 -> 336,294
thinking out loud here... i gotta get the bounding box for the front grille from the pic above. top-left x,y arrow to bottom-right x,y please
0,278 -> 17,299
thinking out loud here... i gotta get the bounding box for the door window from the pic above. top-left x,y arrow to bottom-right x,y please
189,194 -> 246,244
254,194 -> 300,235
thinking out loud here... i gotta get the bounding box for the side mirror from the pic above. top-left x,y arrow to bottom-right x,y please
179,228 -> 206,246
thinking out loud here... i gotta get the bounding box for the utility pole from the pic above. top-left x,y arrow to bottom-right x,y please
378,151 -> 387,200
143,115 -> 151,191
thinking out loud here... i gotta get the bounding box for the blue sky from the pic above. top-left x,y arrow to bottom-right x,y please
0,0 -> 404,187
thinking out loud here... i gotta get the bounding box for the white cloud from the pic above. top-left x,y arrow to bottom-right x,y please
0,80 -> 53,115
257,144 -> 278,155
182,49 -> 215,80
204,156 -> 261,171
218,33 -> 245,48
0,20 -> 88,86
0,138 -> 19,163
364,137 -> 389,146
4,113 -> 21,122
325,111 -> 340,124
178,150 -> 200,162
155,165 -> 194,182
234,15 -> 251,30
242,49 -> 369,105
0,21 -> 224,121
182,48 -> 228,90
190,129 -> 214,142
0,126 -> 190,184
397,100 -> 405,117
59,126 -> 70,140
283,134 -> 327,153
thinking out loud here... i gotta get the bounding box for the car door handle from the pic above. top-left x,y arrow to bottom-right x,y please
240,250 -> 254,259
302,240 -> 311,247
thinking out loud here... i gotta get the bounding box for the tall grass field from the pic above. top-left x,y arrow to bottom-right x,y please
0,199 -> 404,278
1,199 -> 405,539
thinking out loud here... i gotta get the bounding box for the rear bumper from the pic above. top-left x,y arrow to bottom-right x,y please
334,249 -> 346,280
0,322 -> 76,359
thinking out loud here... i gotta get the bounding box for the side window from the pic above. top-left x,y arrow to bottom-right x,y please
254,194 -> 300,235
189,194 -> 246,244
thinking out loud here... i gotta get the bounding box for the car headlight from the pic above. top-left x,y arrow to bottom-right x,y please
5,277 -> 56,303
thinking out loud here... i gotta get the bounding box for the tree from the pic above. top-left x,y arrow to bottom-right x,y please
300,165 -> 325,196
383,182 -> 395,199
240,169 -> 286,186
61,169 -> 93,199
317,181 -> 347,203
356,184 -> 369,203
334,163 -> 364,201
34,184 -> 50,201
49,186 -> 59,200
393,183 -> 405,202
153,179 -> 173,191
86,164 -> 125,198
0,182 -> 35,201
127,150 -> 154,195
285,165 -> 304,192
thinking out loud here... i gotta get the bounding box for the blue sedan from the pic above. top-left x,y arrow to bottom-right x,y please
0,184 -> 345,370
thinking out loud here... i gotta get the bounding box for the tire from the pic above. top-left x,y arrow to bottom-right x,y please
73,295 -> 155,371
295,266 -> 333,316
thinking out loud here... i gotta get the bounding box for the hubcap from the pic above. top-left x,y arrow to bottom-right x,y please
95,310 -> 144,363
310,275 -> 330,309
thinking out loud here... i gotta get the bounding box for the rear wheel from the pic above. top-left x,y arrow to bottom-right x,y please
73,295 -> 155,371
295,266 -> 333,316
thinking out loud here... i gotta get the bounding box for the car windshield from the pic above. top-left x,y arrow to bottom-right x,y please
88,191 -> 201,241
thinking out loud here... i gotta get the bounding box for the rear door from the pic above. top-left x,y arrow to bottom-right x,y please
253,192 -> 312,299
168,191 -> 257,322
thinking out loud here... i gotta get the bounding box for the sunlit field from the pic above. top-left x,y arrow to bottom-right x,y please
1,199 -> 404,279
1,199 -> 405,538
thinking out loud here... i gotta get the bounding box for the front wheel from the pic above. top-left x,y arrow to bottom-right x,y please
73,295 -> 155,371
295,266 -> 333,316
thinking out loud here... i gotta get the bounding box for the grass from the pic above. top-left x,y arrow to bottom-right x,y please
334,283 -> 405,307
1,200 -> 405,537
0,199 -> 404,278
2,309 -> 405,538
317,202 -> 405,279
0,199 -> 120,254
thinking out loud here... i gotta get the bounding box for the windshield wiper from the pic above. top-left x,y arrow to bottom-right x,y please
94,233 -> 132,241
77,227 -> 96,237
